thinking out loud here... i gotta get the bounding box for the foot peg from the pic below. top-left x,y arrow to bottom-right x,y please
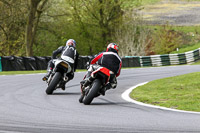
42,77 -> 47,81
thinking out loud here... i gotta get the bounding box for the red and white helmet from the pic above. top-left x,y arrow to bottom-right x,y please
106,43 -> 119,53
66,39 -> 76,47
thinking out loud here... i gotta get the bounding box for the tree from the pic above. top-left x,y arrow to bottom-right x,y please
68,0 -> 123,55
150,24 -> 183,54
25,0 -> 48,56
0,0 -> 155,57
0,0 -> 28,56
114,8 -> 152,56
33,0 -> 73,56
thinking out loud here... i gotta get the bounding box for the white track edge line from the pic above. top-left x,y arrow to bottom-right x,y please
121,82 -> 200,115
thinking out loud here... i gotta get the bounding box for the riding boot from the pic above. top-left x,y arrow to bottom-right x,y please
109,75 -> 117,89
80,71 -> 92,86
61,83 -> 66,90
100,83 -> 112,96
42,68 -> 52,81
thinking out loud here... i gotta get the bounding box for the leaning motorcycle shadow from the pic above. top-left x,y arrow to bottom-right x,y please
89,97 -> 127,106
49,83 -> 81,95
52,92 -> 81,95
90,102 -> 121,105
89,97 -> 148,111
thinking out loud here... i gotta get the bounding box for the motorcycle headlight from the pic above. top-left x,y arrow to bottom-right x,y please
60,62 -> 69,68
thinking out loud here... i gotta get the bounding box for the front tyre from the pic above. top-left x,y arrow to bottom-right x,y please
46,72 -> 61,95
83,79 -> 101,105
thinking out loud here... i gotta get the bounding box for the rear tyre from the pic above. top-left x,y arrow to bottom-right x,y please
83,79 -> 101,105
46,72 -> 61,95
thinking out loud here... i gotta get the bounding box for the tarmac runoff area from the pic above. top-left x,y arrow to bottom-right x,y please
138,0 -> 200,26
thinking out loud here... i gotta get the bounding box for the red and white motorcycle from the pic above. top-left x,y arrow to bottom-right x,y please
79,64 -> 114,105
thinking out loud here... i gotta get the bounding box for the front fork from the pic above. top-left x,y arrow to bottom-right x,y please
47,67 -> 57,84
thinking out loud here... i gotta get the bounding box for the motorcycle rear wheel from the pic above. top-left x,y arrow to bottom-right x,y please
46,72 -> 61,95
83,79 -> 101,105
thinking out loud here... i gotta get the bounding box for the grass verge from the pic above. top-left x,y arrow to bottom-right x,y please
192,60 -> 200,65
130,72 -> 200,112
0,69 -> 86,75
171,42 -> 200,54
0,70 -> 46,75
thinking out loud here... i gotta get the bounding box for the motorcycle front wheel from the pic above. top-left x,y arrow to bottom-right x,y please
46,72 -> 61,95
83,79 -> 101,105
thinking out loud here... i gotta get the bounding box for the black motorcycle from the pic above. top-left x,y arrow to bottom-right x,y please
45,58 -> 72,95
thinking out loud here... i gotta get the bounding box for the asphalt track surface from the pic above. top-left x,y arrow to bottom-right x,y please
1,65 -> 200,133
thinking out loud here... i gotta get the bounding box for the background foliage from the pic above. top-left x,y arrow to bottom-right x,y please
1,0 -> 200,57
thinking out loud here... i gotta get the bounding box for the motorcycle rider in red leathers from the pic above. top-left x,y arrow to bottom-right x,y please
82,43 -> 122,95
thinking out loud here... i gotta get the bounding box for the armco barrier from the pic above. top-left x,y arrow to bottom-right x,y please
34,56 -> 48,70
78,56 -> 90,69
123,56 -> 141,67
193,49 -> 199,61
0,57 -> 2,72
1,56 -> 21,71
0,56 -> 90,71
140,56 -> 152,67
160,55 -> 170,66
138,48 -> 200,66
0,48 -> 199,71
23,56 -> 37,70
1,56 -> 51,71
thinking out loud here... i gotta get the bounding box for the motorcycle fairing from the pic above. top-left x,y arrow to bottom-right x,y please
91,67 -> 110,83
53,59 -> 72,73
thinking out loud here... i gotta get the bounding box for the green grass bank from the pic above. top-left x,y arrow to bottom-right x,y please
130,72 -> 200,112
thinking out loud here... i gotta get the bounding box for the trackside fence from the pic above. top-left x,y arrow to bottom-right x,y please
138,48 -> 200,67
0,48 -> 199,71
0,56 -> 91,71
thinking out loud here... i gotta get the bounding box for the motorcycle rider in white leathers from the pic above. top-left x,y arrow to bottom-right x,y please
42,39 -> 79,90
